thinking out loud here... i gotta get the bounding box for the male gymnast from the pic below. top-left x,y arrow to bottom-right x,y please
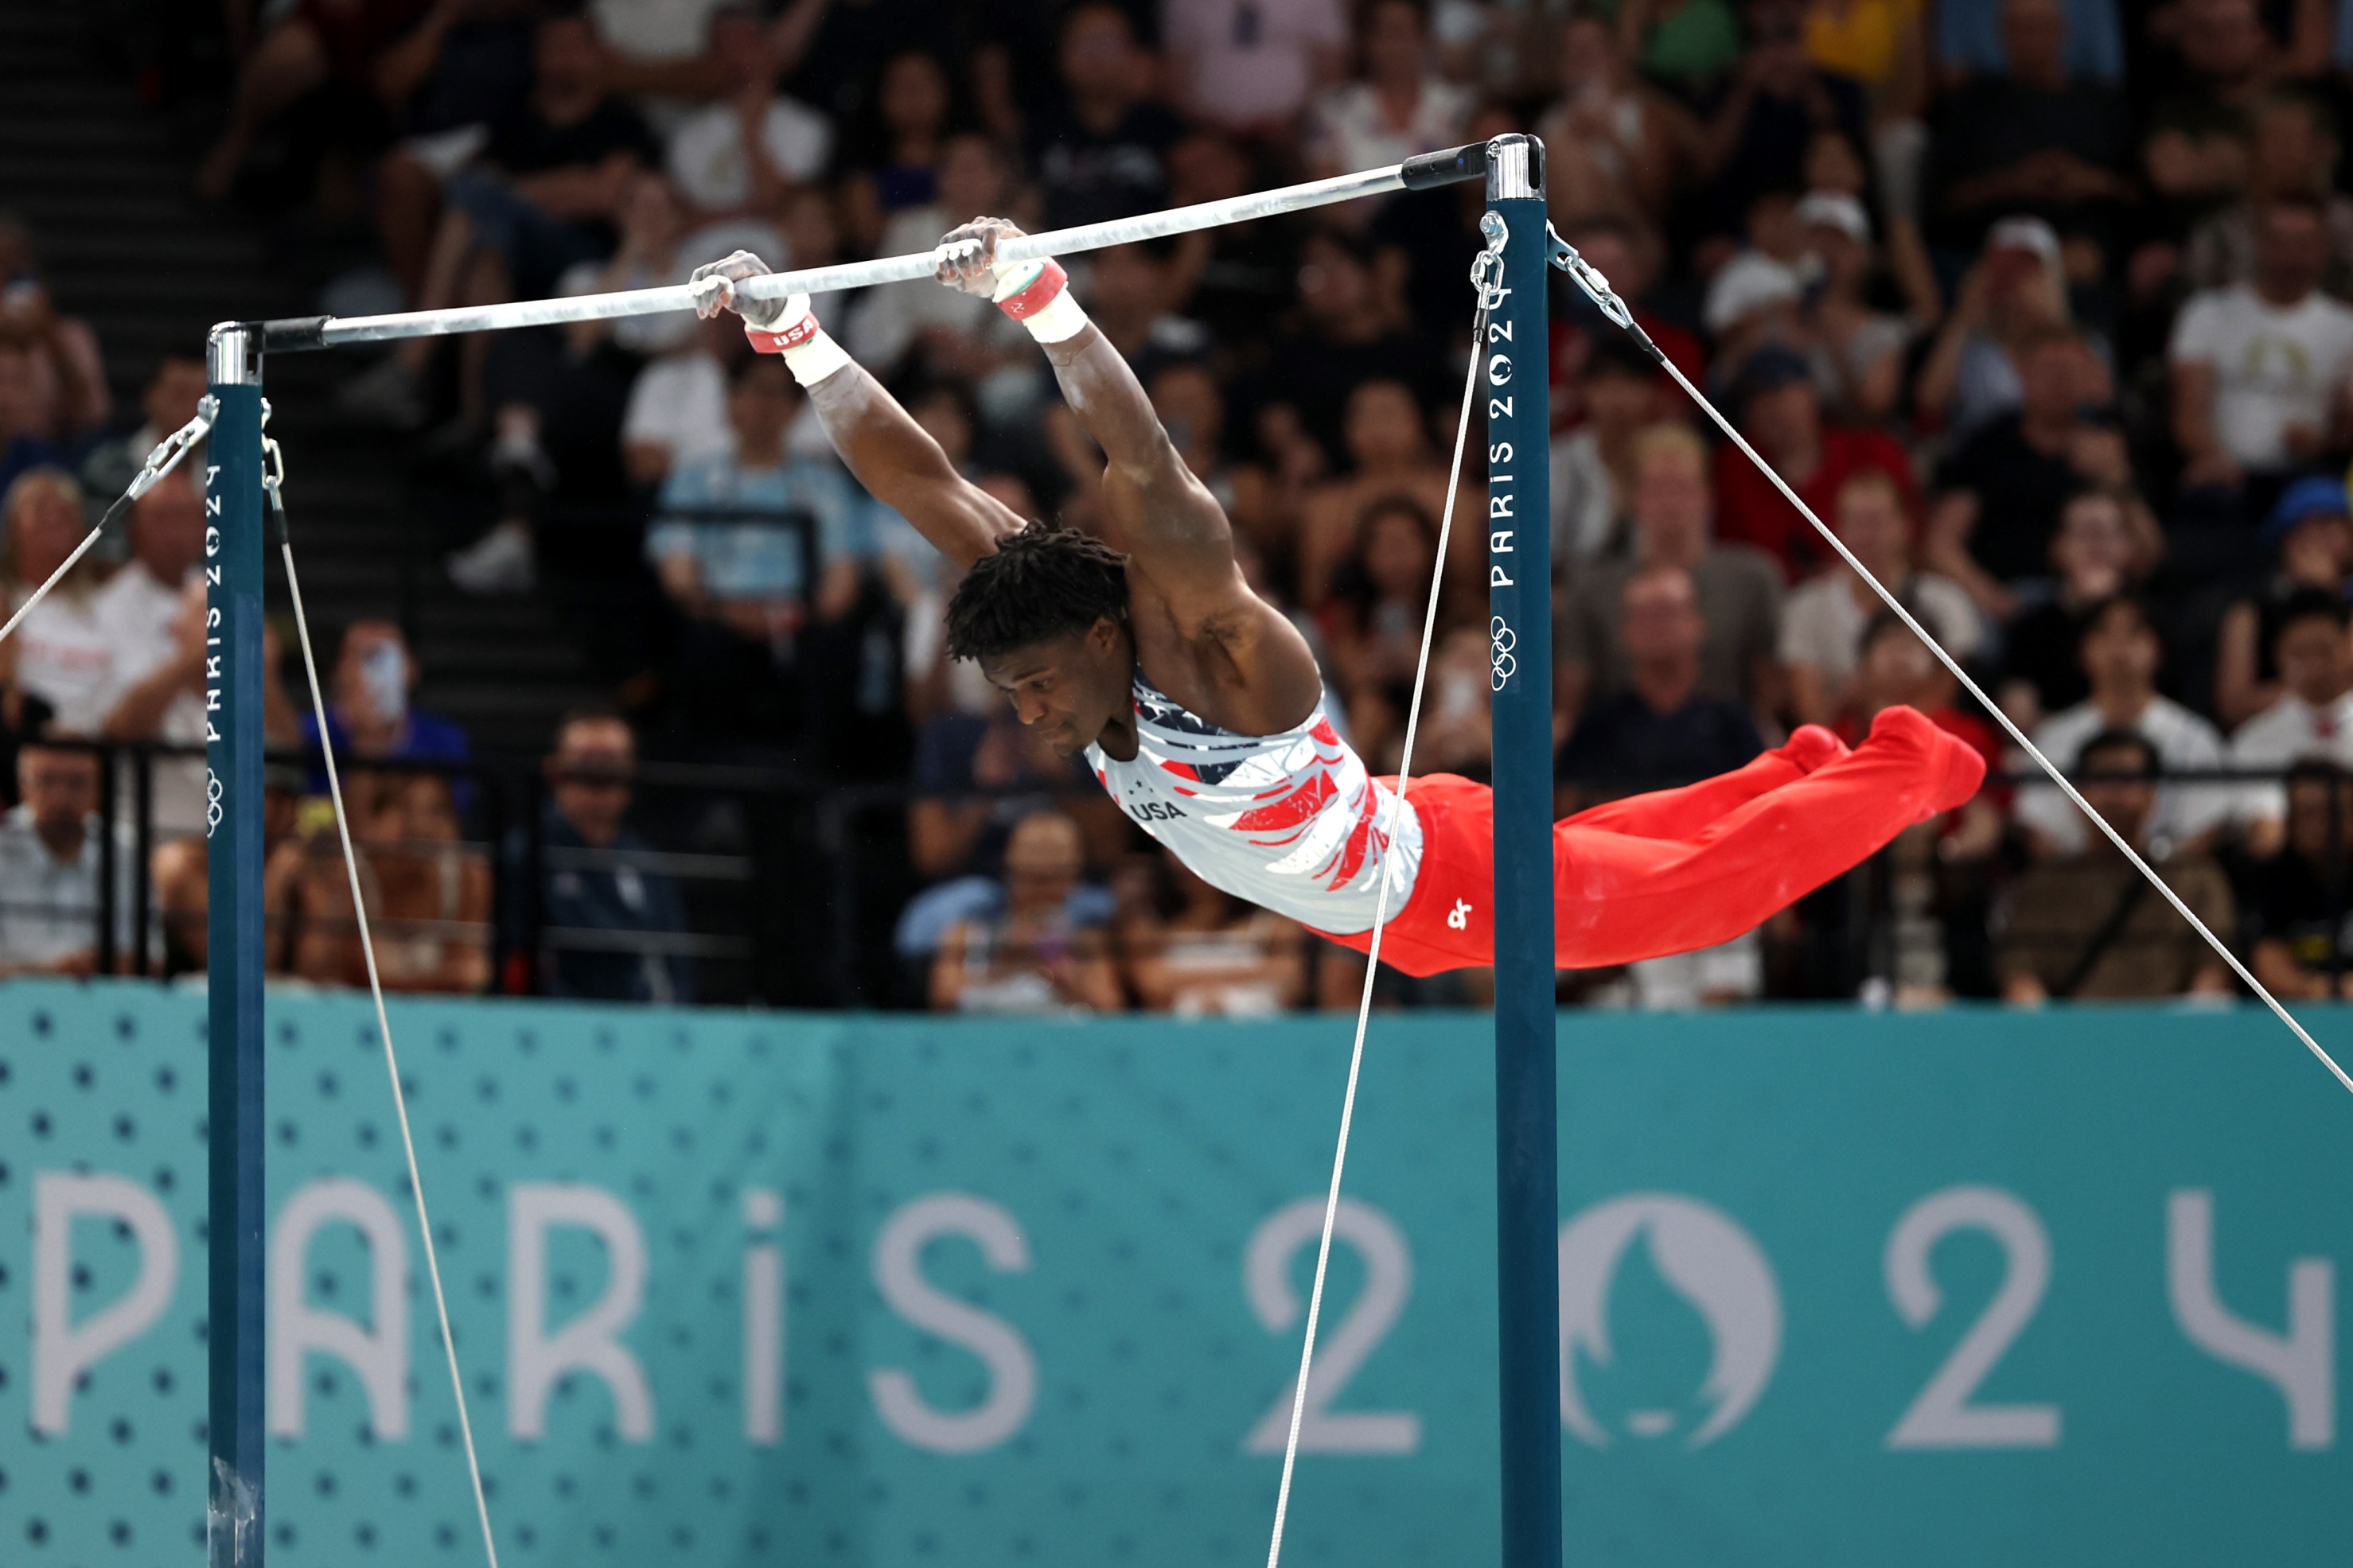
688,220 -> 1983,975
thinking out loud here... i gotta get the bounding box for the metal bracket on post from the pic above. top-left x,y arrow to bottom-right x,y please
204,321 -> 267,1568
1547,221 -> 1664,364
1484,134 -> 1563,1568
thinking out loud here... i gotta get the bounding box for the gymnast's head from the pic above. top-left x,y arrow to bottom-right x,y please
946,524 -> 1136,757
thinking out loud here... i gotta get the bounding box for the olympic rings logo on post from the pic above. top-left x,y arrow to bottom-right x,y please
205,769 -> 224,839
1490,616 -> 1516,691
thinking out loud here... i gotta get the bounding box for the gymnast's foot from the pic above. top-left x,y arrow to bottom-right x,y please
1866,705 -> 1985,816
1776,724 -> 1849,775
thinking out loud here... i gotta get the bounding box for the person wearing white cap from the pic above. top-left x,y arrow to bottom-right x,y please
1915,212 -> 2092,435
1796,189 -> 1911,424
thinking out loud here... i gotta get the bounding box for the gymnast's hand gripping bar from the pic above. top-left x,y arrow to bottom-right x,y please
247,142 -> 1492,353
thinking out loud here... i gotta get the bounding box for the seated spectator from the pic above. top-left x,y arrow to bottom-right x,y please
840,49 -> 954,254
2242,759 -> 2353,1001
78,353 -> 208,516
1558,565 -> 1765,804
663,5 -> 832,221
1999,728 -> 2235,1003
265,796 -> 369,986
1693,0 -> 1868,244
2230,589 -> 2353,843
621,309 -> 745,488
1998,488 -> 2157,730
1914,216 -> 2087,437
531,706 -> 692,1003
1295,379 -> 1467,606
92,471 -> 204,682
2215,477 -> 2353,729
1562,422 -> 1783,721
1712,344 -> 1917,582
0,216 -> 107,445
1256,228 -> 1448,482
195,0 -> 433,200
1782,469 -> 1981,726
929,809 -> 1122,1014
1307,0 -> 1473,193
2,469 -> 114,735
645,354 -> 869,741
0,740 -> 132,977
345,9 -> 658,427
1701,189 -> 1809,372
2141,0 -> 2279,232
843,133 -> 1032,387
1928,322 -> 2142,621
300,618 -> 470,774
1030,6 -> 1188,232
1536,15 -> 1691,227
2182,91 -> 2353,298
1116,852 -> 1307,1016
1325,495 -> 1459,771
0,340 -> 62,499
1165,0 -> 1348,142
2171,197 -> 2353,523
1551,337 -> 1661,567
1934,0 -> 2123,84
1795,189 -> 1915,426
2016,597 -> 2234,856
1612,0 -> 1745,105
1924,0 -> 2133,255
907,702 -> 1112,886
362,770 -> 492,994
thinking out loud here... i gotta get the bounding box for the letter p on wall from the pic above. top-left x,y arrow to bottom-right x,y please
33,1172 -> 180,1435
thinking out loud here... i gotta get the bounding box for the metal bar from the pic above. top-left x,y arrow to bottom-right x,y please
131,750 -> 154,977
257,150 -> 1490,351
1485,134 -> 1562,1568
205,324 -> 267,1568
95,745 -> 117,977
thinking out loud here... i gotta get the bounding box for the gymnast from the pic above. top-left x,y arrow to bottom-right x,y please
688,220 -> 1984,976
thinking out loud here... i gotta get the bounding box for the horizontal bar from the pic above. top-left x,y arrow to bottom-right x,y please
256,146 -> 1489,352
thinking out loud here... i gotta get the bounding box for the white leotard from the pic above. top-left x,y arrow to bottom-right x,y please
1087,673 -> 1424,934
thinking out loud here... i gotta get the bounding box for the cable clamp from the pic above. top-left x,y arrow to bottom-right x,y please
1469,212 -> 1509,313
1545,221 -> 1637,333
259,399 -> 291,542
122,399 -> 219,504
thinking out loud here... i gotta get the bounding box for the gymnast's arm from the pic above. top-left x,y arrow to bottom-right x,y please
691,253 -> 1024,572
936,220 -> 1243,623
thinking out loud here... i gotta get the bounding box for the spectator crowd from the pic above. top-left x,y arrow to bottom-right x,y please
17,0 -> 2353,1013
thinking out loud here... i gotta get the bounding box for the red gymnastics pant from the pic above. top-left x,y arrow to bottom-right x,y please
1315,705 -> 1987,976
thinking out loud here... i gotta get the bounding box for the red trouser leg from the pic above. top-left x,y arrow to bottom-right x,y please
1560,726 -> 1850,840
1552,709 -> 1979,969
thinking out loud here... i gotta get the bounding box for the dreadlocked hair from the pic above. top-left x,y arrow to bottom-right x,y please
945,524 -> 1132,662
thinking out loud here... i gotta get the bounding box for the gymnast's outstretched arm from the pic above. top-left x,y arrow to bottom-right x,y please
934,219 -> 1245,628
690,251 -> 1023,571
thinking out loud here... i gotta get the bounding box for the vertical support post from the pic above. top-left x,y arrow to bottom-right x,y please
205,324 -> 267,1568
1484,134 -> 1561,1568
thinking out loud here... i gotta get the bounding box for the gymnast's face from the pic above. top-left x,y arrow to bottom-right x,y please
981,617 -> 1132,758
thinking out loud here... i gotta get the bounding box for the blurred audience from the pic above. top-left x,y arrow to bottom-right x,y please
2000,728 -> 2235,1003
0,741 -> 133,977
532,706 -> 692,1003
930,808 -> 1121,1014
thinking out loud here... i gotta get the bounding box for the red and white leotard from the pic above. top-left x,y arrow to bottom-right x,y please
1087,674 -> 1424,934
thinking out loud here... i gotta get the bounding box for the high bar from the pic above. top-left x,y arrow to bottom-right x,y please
251,142 -> 1491,354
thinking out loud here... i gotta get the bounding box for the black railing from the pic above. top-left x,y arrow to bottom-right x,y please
7,746 -> 2349,1007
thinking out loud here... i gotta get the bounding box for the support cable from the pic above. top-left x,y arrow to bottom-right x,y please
262,412 -> 504,1568
1264,221 -> 1506,1568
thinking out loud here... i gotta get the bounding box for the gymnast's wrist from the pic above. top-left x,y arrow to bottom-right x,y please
992,259 -> 1089,344
745,307 -> 851,386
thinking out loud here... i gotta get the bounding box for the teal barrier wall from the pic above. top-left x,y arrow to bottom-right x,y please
3,982 -> 2351,1566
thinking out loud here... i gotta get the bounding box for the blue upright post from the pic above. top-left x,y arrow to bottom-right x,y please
205,324 -> 267,1568
1483,134 -> 1560,1568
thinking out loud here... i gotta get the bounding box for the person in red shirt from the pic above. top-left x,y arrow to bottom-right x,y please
1712,344 -> 1919,580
